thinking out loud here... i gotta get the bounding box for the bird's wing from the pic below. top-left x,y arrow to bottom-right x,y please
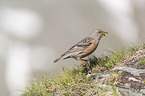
60,37 -> 94,59
69,37 -> 94,50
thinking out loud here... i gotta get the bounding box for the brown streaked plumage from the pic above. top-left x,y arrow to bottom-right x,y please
53,29 -> 108,63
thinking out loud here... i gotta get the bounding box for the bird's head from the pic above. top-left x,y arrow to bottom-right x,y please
90,29 -> 108,40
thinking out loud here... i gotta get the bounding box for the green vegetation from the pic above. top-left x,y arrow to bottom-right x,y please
21,42 -> 145,96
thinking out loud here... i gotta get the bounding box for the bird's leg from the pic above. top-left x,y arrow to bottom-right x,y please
80,59 -> 88,72
79,59 -> 87,64
80,59 -> 91,74
87,60 -> 92,73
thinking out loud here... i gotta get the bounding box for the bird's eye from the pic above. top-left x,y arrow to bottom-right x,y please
99,31 -> 101,33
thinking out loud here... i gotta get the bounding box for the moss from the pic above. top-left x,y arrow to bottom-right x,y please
21,42 -> 145,96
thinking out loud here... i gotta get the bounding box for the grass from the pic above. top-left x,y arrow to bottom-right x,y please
21,42 -> 145,96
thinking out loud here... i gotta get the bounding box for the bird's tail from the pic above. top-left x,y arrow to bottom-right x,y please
53,57 -> 62,63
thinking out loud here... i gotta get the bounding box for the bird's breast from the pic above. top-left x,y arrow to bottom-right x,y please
84,40 -> 96,52
80,40 -> 96,58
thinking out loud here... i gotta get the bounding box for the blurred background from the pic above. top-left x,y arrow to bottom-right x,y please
0,0 -> 145,95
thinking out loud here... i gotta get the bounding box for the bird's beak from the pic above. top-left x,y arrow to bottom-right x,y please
102,32 -> 108,36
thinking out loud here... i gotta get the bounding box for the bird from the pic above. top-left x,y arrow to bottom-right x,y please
53,29 -> 108,63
